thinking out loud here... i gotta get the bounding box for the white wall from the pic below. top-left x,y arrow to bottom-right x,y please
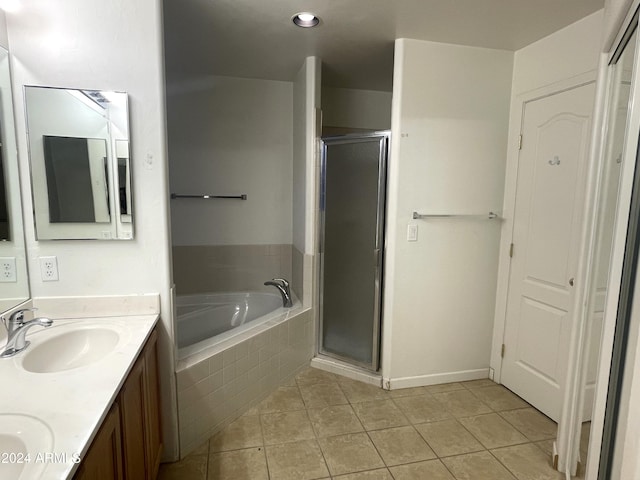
382,39 -> 513,386
292,57 -> 321,305
511,11 -> 604,96
322,87 -> 392,131
5,0 -> 177,459
293,66 -> 308,254
167,75 -> 292,246
0,10 -> 7,48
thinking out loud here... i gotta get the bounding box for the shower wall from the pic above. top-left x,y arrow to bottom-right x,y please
167,75 -> 294,294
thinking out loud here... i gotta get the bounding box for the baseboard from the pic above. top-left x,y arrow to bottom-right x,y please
385,368 -> 490,390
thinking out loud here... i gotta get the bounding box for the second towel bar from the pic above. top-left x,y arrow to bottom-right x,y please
171,193 -> 247,200
412,211 -> 499,220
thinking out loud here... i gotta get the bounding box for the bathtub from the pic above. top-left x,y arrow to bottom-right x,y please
176,292 -> 294,360
175,290 -> 313,456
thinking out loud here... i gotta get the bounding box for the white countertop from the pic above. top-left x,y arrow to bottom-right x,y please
0,314 -> 158,480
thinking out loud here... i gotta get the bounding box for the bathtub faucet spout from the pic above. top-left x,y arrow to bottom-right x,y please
264,278 -> 293,308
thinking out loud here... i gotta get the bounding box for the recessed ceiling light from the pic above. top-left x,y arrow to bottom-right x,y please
292,12 -> 320,28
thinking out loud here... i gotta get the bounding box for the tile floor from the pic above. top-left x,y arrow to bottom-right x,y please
160,366 -> 569,480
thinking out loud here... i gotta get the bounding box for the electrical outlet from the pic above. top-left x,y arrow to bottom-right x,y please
39,256 -> 59,282
0,257 -> 16,283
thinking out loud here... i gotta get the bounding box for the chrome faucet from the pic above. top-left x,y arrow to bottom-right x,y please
264,278 -> 293,307
1,308 -> 53,358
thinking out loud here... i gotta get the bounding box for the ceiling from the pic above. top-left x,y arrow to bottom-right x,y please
163,0 -> 604,92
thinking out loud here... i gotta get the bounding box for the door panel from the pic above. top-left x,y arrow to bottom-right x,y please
320,133 -> 388,370
502,83 -> 595,421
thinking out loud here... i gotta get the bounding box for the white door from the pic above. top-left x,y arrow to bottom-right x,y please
502,83 -> 595,422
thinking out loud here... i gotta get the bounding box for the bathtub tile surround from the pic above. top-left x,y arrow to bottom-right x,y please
172,244 -> 293,295
160,368 -> 564,480
176,308 -> 314,456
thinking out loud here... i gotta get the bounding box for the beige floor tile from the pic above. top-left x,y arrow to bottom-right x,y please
461,379 -> 497,389
491,443 -> 564,480
189,441 -> 210,456
388,459 -> 455,480
368,425 -> 436,466
265,439 -> 330,480
299,382 -> 348,408
339,378 -> 389,403
470,385 -> 530,411
351,400 -> 409,431
433,389 -> 492,417
159,455 -> 208,480
388,386 -> 427,398
535,439 -> 555,456
296,367 -> 338,385
208,447 -> 269,480
415,419 -> 484,457
442,451 -> 516,480
260,410 -> 315,445
424,382 -> 466,394
281,376 -> 298,387
499,408 -> 557,441
318,432 -> 385,476
334,468 -> 394,479
210,415 -> 263,453
258,386 -> 305,413
459,413 -> 528,449
242,406 -> 260,416
307,404 -> 364,437
393,394 -> 452,424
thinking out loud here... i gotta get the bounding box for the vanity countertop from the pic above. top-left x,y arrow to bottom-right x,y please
0,313 -> 158,480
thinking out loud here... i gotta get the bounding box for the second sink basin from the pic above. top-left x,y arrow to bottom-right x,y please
0,414 -> 53,480
21,326 -> 121,373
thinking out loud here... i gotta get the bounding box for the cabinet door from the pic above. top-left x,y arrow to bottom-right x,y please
143,330 -> 163,478
74,403 -> 123,480
119,358 -> 147,480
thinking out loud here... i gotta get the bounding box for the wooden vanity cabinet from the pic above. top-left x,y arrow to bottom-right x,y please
120,328 -> 162,480
74,403 -> 124,480
74,328 -> 162,480
143,332 -> 163,478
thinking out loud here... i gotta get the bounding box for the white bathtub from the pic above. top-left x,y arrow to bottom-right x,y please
176,292 -> 295,360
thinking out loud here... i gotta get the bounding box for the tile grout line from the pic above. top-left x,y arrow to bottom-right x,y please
301,377 -> 335,479
486,446 -> 525,480
255,396 -> 271,480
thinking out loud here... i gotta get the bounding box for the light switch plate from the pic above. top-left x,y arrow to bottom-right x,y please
407,224 -> 418,242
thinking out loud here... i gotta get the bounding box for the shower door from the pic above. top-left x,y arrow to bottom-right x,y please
319,132 -> 389,371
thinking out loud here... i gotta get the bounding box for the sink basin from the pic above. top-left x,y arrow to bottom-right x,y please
0,414 -> 53,480
21,327 -> 120,373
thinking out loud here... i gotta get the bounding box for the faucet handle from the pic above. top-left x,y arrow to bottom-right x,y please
272,278 -> 290,288
9,308 -> 38,325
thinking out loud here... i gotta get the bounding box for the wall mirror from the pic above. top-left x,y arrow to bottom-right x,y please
24,86 -> 133,240
572,23 -> 638,477
0,46 -> 30,313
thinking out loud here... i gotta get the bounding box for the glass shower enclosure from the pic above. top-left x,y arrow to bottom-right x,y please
319,132 -> 389,371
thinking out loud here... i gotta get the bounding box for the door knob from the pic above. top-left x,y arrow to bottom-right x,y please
569,278 -> 575,287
